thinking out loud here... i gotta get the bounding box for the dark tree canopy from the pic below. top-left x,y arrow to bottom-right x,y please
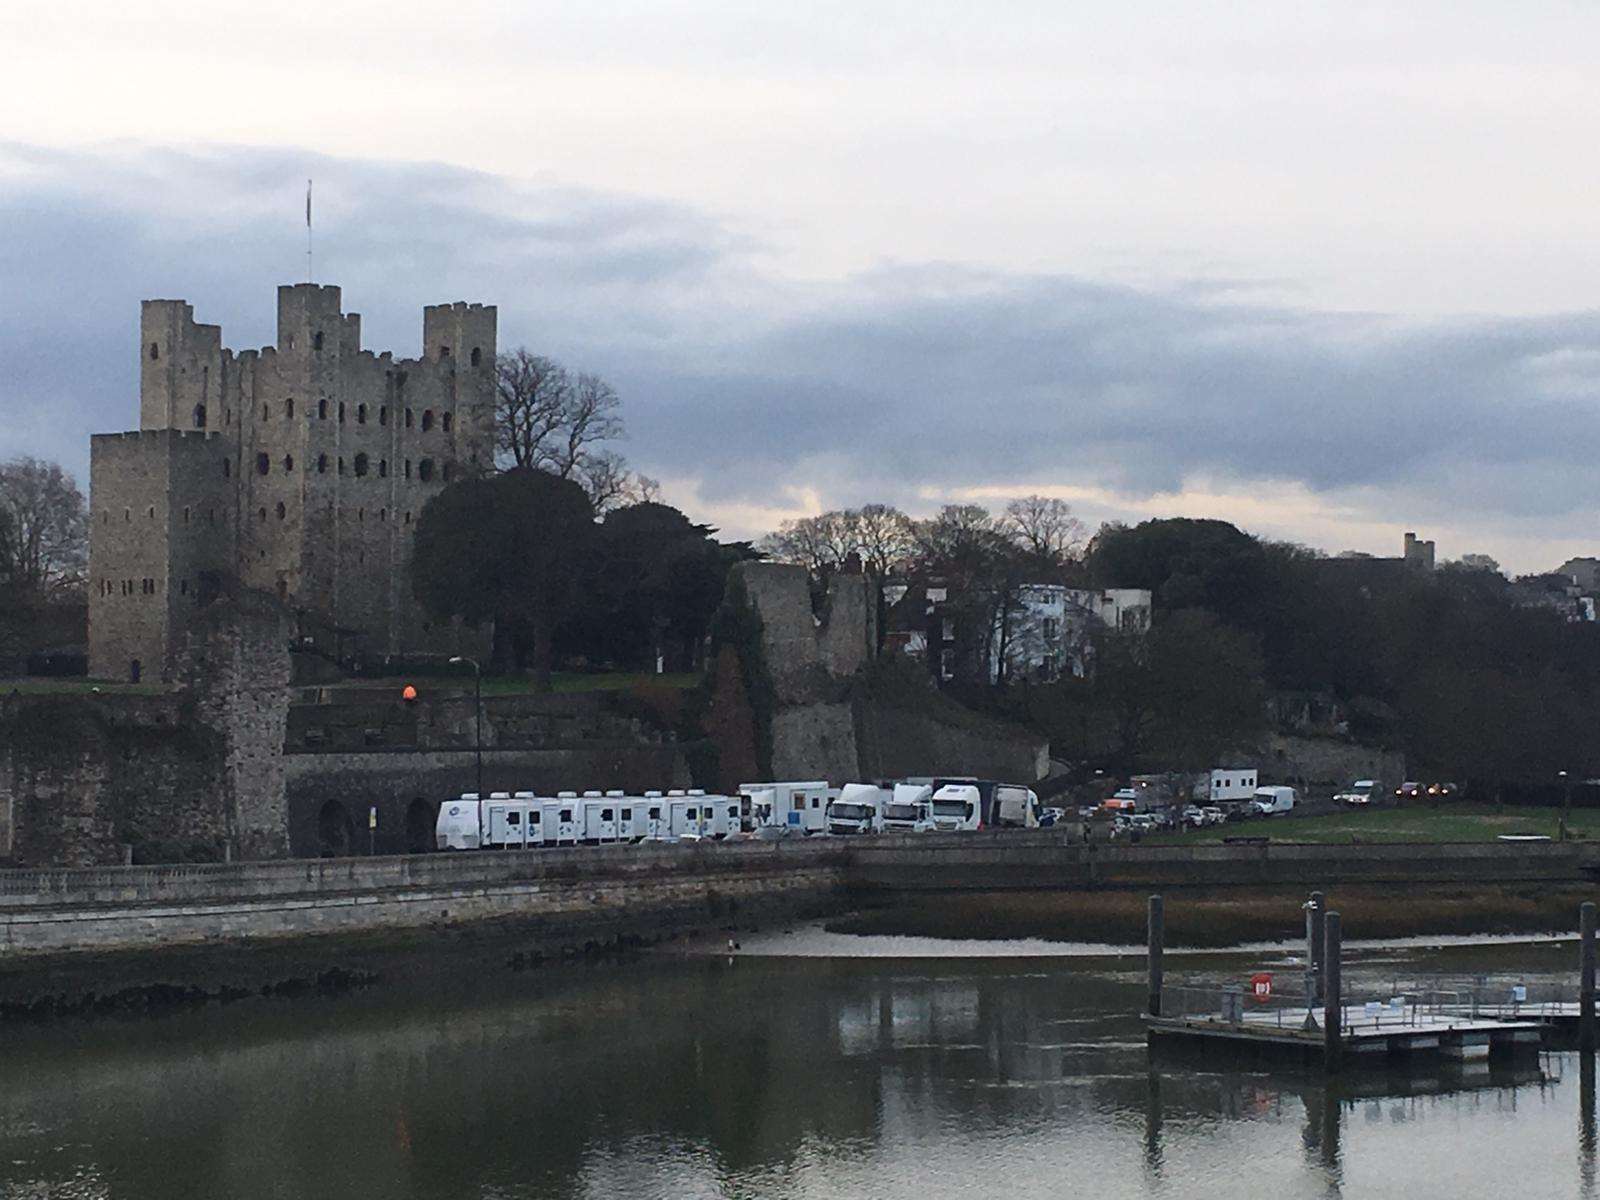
412,468 -> 595,687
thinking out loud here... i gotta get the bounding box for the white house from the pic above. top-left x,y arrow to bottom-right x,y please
993,585 -> 1154,681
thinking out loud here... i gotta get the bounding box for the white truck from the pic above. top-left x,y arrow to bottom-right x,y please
880,783 -> 936,833
741,780 -> 831,836
827,783 -> 885,835
929,783 -> 984,831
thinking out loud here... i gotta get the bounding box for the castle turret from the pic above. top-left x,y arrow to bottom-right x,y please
140,300 -> 224,432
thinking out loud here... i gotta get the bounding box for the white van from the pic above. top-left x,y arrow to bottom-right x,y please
827,783 -> 885,835
1251,785 -> 1298,815
741,781 -> 831,836
881,783 -> 935,833
929,783 -> 983,831
436,794 -> 483,850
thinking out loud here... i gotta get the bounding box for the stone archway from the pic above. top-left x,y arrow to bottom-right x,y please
317,800 -> 353,858
405,797 -> 436,854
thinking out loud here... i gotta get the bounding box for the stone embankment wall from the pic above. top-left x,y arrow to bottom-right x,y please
4,835 -> 1595,964
0,839 -> 847,956
1264,734 -> 1407,793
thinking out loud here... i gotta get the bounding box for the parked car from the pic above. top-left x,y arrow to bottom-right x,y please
1201,806 -> 1226,826
1334,779 -> 1381,806
1427,781 -> 1459,798
1039,806 -> 1066,828
1395,781 -> 1424,799
1182,805 -> 1207,828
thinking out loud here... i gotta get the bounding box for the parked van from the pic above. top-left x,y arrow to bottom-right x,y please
827,783 -> 884,835
1251,785 -> 1298,815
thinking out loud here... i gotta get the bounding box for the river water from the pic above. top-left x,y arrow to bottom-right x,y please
2,936 -> 1595,1199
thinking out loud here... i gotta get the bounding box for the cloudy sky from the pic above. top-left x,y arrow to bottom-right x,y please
2,1 -> 1598,572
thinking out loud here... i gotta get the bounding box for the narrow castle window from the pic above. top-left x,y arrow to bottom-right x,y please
418,458 -> 434,482
405,409 -> 413,428
359,508 -> 365,522
338,457 -> 345,475
404,459 -> 411,479
223,458 -> 231,478
379,406 -> 388,426
262,403 -> 269,421
379,508 -> 387,522
404,512 -> 411,524
339,402 -> 346,423
193,404 -> 207,429
378,459 -> 388,478
470,347 -> 481,367
286,398 -> 295,419
258,507 -> 267,522
284,455 -> 295,473
180,580 -> 188,596
318,398 -> 328,420
124,508 -> 130,522
147,506 -> 155,519
317,454 -> 328,474
357,403 -> 367,424
183,506 -> 190,524
354,453 -> 369,477
149,342 -> 160,361
256,453 -> 269,475
313,331 -> 324,352
439,345 -> 451,359
276,502 -> 286,520
421,410 -> 434,432
442,413 -> 453,433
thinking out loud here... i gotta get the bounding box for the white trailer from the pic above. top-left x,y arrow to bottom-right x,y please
548,794 -> 580,844
880,783 -> 935,833
929,783 -> 983,831
1205,769 -> 1259,802
579,796 -> 621,844
436,794 -> 483,850
741,780 -> 831,836
827,783 -> 885,835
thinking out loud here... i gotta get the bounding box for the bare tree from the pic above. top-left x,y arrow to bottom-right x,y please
759,511 -> 857,576
0,457 -> 86,597
1002,495 -> 1086,567
495,349 -> 636,509
850,503 -> 916,579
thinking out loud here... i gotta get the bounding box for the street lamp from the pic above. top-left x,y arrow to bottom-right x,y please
450,656 -> 485,803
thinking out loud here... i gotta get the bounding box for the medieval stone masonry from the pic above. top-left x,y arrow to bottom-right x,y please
88,284 -> 496,681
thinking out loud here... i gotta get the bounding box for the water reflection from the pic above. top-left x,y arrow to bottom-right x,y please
0,956 -> 1591,1199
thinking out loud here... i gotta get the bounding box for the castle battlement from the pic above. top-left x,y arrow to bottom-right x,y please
90,282 -> 497,683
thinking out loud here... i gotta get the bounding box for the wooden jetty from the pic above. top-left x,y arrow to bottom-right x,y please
1143,895 -> 1598,1071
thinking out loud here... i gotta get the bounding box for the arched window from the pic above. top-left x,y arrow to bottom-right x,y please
379,508 -> 387,521
256,453 -> 269,475
183,506 -> 190,524
421,410 -> 434,432
317,454 -> 328,474
378,459 -> 388,478
285,397 -> 295,419
262,403 -> 269,421
379,406 -> 388,426
318,398 -> 328,420
418,458 -> 434,482
338,456 -> 345,475
258,506 -> 267,522
442,412 -> 453,433
276,501 -> 286,520
149,342 -> 160,361
354,453 -> 369,477
470,347 -> 481,367
193,404 -> 207,428
357,403 -> 367,424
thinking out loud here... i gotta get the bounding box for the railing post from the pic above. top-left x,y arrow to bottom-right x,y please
1324,911 -> 1342,1073
1148,895 -> 1164,1018
1310,891 -> 1326,1005
1582,901 -> 1596,1052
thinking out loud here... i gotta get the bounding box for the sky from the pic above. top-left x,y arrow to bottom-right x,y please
1,1 -> 1598,573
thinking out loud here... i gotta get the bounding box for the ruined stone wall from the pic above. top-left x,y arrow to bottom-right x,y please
1264,734 -> 1406,792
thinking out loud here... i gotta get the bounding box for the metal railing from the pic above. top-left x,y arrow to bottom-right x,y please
1157,979 -> 1582,1032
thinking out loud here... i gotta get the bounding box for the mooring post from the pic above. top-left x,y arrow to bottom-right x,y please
1148,895 -> 1164,1018
1581,901 -> 1596,1052
1323,911 -> 1342,1073
1310,891 -> 1326,1006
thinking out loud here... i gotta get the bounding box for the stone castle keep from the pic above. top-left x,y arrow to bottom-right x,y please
88,284 -> 496,680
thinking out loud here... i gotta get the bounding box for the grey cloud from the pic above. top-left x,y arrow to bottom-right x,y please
1,142 -> 1595,566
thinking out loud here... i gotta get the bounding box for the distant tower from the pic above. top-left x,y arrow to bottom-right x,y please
1403,532 -> 1436,572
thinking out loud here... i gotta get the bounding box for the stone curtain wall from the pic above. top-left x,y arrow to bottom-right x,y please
1265,734 -> 1407,792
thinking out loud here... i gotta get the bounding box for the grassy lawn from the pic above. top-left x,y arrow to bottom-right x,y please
0,677 -> 174,697
1147,803 -> 1600,845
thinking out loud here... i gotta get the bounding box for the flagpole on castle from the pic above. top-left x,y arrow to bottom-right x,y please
306,179 -> 313,283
